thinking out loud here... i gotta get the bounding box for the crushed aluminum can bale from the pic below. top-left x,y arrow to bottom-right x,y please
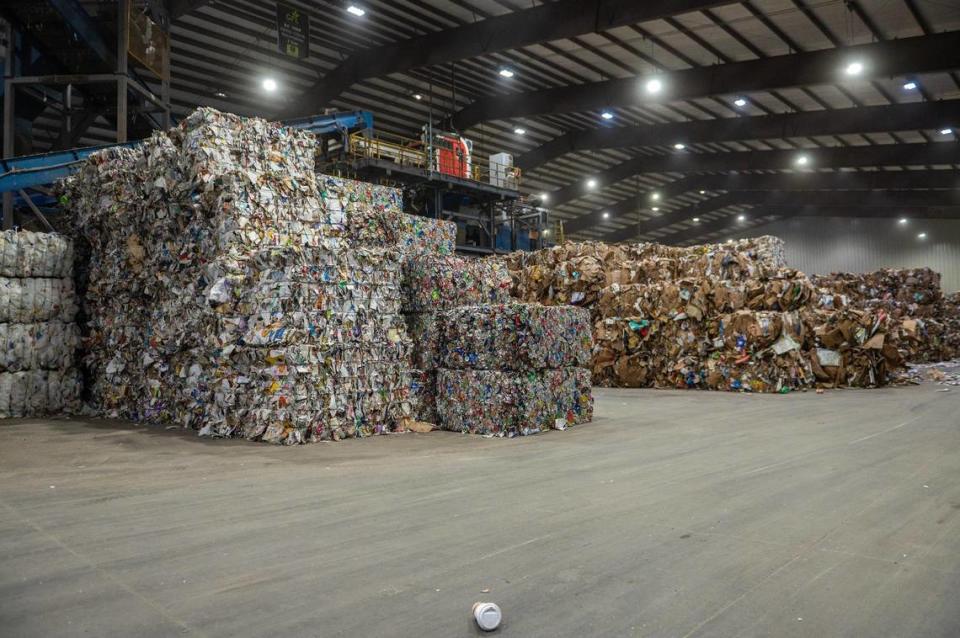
436,367 -> 593,436
402,255 -> 512,312
442,303 -> 592,371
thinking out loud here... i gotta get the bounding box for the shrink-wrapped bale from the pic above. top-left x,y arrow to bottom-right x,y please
437,367 -> 593,436
442,303 -> 592,370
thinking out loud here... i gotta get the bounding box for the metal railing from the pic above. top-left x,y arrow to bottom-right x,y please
347,131 -> 521,189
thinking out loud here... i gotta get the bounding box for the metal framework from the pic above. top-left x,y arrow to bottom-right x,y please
2,0 -> 171,228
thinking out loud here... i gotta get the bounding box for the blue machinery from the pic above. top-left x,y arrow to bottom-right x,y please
0,110 -> 374,227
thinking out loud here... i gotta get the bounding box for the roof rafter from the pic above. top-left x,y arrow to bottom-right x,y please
450,31 -> 960,130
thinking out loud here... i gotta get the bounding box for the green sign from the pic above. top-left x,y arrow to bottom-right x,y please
276,2 -> 309,59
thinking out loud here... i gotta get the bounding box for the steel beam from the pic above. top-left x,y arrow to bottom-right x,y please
169,0 -> 213,20
564,169 -> 960,233
548,142 -> 960,207
451,31 -> 960,130
603,189 -> 960,241
281,0 -> 735,117
518,100 -> 960,171
48,0 -> 116,68
664,205 -> 960,245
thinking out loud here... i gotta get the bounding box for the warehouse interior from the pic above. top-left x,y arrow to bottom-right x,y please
1,1 -> 960,636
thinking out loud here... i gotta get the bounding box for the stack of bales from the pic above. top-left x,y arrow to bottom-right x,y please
0,230 -> 81,417
503,237 -> 910,390
437,303 -> 594,436
60,108 -> 420,443
402,255 -> 512,423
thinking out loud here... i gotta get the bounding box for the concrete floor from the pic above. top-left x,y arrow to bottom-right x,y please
1,384 -> 959,638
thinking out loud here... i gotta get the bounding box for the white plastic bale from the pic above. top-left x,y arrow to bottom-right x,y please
0,230 -> 74,278
0,322 -> 80,372
0,369 -> 81,418
0,278 -> 77,323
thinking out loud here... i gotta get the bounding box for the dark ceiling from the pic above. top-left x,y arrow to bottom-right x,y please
8,0 -> 960,244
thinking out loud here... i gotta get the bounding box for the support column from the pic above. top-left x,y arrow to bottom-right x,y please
3,22 -> 15,229
116,0 -> 130,142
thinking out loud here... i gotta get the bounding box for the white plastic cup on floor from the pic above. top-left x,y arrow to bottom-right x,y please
472,602 -> 502,631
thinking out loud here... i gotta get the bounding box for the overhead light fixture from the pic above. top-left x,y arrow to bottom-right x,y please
499,68 -> 515,78
726,238 -> 734,244
699,190 -> 706,195
692,217 -> 700,222
514,127 -> 526,135
737,214 -> 746,222
898,217 -> 908,225
645,78 -> 663,94
845,60 -> 864,76
673,143 -> 685,150
903,81 -> 917,91
586,178 -> 597,189
539,193 -> 549,203
542,229 -> 550,237
795,154 -> 809,166
918,232 -> 927,239
602,211 -> 610,219
940,127 -> 953,135
413,93 -> 423,100
652,206 -> 659,212
213,90 -> 227,98
733,97 -> 747,107
262,78 -> 278,92
601,111 -> 614,120
650,192 -> 661,201
346,5 -> 365,16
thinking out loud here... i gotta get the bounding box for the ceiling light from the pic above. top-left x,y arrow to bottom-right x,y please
542,229 -> 550,237
346,5 -> 365,16
726,238 -> 734,244
645,78 -> 663,94
650,192 -> 661,201
602,212 -> 610,219
940,127 -> 953,135
737,214 -> 746,222
898,217 -> 908,225
514,127 -> 526,135
213,90 -> 227,98
903,81 -> 917,91
692,217 -> 700,222
673,143 -> 685,150
262,78 -> 277,92
699,190 -> 706,195
795,154 -> 809,166
652,207 -> 659,212
918,232 -> 927,239
539,193 -> 549,203
733,97 -> 747,107
413,93 -> 423,100
845,61 -> 864,76
586,179 -> 597,189
499,68 -> 515,78
601,111 -> 614,120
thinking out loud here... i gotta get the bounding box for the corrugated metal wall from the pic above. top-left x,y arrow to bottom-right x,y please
743,217 -> 960,292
